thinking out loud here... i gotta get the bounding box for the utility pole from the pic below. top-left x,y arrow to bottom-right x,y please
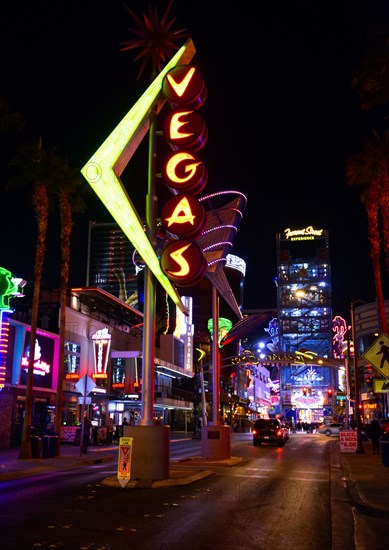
351,301 -> 365,454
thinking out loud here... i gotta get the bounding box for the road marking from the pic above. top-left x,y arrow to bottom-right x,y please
221,473 -> 329,482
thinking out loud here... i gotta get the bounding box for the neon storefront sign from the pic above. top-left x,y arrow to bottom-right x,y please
0,267 -> 26,390
21,337 -> 51,376
92,328 -> 111,380
284,226 -> 324,241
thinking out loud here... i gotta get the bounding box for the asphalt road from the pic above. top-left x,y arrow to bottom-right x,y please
1,433 -> 338,550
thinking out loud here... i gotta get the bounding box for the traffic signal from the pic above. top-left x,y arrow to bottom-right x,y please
328,388 -> 333,397
302,386 -> 308,396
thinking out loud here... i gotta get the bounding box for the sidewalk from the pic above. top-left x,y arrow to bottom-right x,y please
332,437 -> 389,518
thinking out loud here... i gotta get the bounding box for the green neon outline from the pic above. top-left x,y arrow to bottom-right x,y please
81,39 -> 195,313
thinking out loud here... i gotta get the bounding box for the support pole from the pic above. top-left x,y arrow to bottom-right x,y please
140,100 -> 158,427
211,285 -> 220,425
351,301 -> 365,453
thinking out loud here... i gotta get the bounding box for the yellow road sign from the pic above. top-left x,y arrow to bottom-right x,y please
373,379 -> 389,393
362,333 -> 389,378
118,437 -> 133,488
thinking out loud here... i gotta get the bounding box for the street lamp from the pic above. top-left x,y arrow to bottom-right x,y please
350,300 -> 365,454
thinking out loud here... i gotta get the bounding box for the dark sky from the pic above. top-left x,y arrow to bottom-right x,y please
1,0 -> 388,322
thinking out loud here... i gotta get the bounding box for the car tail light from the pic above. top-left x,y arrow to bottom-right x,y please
252,429 -> 257,435
276,429 -> 282,437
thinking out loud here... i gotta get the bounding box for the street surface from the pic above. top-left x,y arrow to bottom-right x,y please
0,432 -> 387,549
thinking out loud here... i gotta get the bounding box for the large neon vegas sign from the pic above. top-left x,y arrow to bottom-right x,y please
159,65 -> 208,287
81,39 -> 196,315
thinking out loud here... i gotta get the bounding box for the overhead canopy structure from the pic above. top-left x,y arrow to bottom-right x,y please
196,191 -> 247,320
220,310 -> 277,347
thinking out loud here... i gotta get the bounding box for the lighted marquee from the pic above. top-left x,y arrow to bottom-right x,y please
284,226 -> 324,241
160,64 -> 208,288
0,267 -> 26,391
20,331 -> 55,389
162,150 -> 208,195
0,310 -> 11,390
174,296 -> 194,372
161,65 -> 207,109
160,238 -> 207,287
292,391 -> 324,409
161,194 -> 206,238
92,328 -> 111,380
207,317 -> 233,347
332,315 -> 349,359
162,109 -> 207,151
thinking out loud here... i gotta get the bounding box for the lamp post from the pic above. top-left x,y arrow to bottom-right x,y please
350,301 -> 365,454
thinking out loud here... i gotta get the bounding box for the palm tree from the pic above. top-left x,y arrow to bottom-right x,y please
351,22 -> 389,112
351,23 -> 389,282
54,165 -> 86,455
345,130 -> 389,333
7,137 -> 67,459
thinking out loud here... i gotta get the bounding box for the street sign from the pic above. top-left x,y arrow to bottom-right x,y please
117,437 -> 133,488
339,430 -> 357,453
75,375 -> 95,396
78,396 -> 92,404
373,379 -> 389,393
362,333 -> 389,378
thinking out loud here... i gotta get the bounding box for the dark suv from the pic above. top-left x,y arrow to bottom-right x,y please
252,418 -> 289,447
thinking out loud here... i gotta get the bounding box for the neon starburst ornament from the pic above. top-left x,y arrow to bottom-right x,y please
121,0 -> 190,79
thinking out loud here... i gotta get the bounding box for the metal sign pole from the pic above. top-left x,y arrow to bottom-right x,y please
79,374 -> 87,457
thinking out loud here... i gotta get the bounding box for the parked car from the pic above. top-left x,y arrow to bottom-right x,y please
252,418 -> 289,447
317,422 -> 343,436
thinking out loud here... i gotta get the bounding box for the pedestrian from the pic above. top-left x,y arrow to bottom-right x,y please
82,412 -> 92,454
107,418 -> 114,444
368,418 -> 382,455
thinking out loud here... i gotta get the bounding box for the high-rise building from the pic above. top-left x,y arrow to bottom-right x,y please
274,226 -> 335,424
86,221 -> 139,308
276,226 -> 333,357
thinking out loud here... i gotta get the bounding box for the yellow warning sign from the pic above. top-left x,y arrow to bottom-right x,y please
373,379 -> 389,393
362,333 -> 389,378
118,437 -> 133,487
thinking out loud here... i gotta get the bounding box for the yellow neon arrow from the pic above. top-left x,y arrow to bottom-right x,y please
81,39 -> 196,314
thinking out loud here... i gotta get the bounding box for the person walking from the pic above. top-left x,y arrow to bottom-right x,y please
368,418 -> 382,455
82,412 -> 92,454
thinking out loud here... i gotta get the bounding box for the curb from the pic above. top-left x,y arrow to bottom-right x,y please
337,446 -> 389,519
344,479 -> 389,519
175,456 -> 245,467
0,454 -> 115,482
102,468 -> 214,489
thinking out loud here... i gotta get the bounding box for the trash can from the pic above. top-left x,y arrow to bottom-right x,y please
31,436 -> 42,458
42,435 -> 58,458
381,437 -> 389,467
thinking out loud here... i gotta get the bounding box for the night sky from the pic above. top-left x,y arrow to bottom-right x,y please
1,0 -> 388,323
